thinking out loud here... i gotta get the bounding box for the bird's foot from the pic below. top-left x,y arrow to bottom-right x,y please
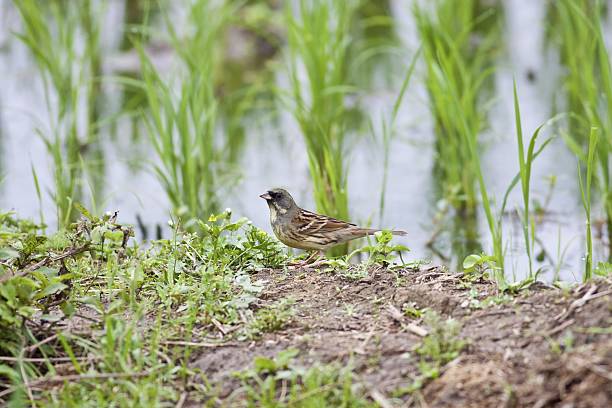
287,251 -> 326,270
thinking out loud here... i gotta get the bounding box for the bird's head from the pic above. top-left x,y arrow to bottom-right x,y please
259,188 -> 296,214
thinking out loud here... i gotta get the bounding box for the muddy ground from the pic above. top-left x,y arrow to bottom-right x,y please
191,266 -> 612,407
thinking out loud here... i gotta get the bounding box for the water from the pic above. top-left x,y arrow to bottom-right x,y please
0,0 -> 608,282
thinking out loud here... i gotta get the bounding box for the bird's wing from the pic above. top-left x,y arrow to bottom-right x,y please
294,209 -> 357,234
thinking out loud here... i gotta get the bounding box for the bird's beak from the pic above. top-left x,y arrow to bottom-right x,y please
259,192 -> 272,200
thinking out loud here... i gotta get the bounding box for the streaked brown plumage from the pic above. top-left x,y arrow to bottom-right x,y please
259,188 -> 407,252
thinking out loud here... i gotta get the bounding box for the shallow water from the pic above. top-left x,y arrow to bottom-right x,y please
0,0 -> 609,282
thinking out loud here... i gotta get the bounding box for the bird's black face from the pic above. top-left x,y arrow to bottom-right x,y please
259,188 -> 295,212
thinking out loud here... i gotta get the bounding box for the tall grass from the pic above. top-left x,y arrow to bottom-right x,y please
550,0 -> 612,261
136,0 -> 237,226
512,82 -> 554,279
374,49 -> 420,224
285,0 -> 358,255
579,128 -> 599,281
14,0 -> 104,228
463,83 -> 554,286
414,0 -> 500,215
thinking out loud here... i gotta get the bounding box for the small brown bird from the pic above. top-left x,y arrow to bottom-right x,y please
260,188 -> 407,262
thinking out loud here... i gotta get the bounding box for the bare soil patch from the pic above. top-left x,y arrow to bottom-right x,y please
191,266 -> 612,407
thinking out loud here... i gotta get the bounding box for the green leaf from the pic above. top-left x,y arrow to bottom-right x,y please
61,301 -> 75,317
0,364 -> 20,382
0,247 -> 19,260
104,230 -> 124,242
462,254 -> 481,270
34,282 -> 68,300
254,356 -> 277,373
276,348 -> 299,367
74,202 -> 95,221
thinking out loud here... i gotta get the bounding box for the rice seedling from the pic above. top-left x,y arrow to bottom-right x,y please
549,0 -> 612,260
512,82 -> 555,279
462,83 -> 555,286
120,0 -> 157,51
413,0 -> 500,215
579,128 -> 599,281
14,0 -> 105,228
373,48 -> 420,224
284,0 -> 358,255
135,0 -> 239,226
352,0 -> 399,87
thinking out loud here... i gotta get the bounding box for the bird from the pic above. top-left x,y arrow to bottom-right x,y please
260,188 -> 407,265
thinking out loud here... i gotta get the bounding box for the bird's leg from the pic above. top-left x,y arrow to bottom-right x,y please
303,251 -> 320,264
305,251 -> 328,268
288,251 -> 326,269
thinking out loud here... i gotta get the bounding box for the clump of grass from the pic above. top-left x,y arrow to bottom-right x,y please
234,349 -> 374,407
14,0 -> 105,228
136,0 -> 240,225
394,310 -> 465,396
284,0 -> 358,255
548,0 -> 612,261
244,299 -> 295,340
413,0 -> 502,267
416,310 -> 465,368
414,0 -> 500,214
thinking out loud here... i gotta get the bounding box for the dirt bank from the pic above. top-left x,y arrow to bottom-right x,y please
191,266 -> 612,407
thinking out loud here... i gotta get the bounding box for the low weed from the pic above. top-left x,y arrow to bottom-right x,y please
325,230 -> 409,275
0,207 -> 289,405
243,299 -> 295,340
402,302 -> 425,319
394,310 -> 465,396
234,349 -> 374,407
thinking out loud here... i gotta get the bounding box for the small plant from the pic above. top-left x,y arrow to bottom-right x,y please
402,302 -> 425,319
322,230 -> 408,276
461,83 -> 556,286
359,230 -> 409,268
462,253 -> 498,281
417,310 -> 465,367
245,299 -> 294,340
513,82 -> 553,278
340,264 -> 370,281
465,291 -> 512,310
549,330 -> 575,356
594,262 -> 612,277
395,310 -> 465,396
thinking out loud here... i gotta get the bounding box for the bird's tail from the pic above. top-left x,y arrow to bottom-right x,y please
361,228 -> 407,236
